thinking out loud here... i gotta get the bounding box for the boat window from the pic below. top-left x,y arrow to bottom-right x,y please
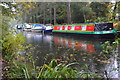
60,26 -> 63,30
57,27 -> 60,30
65,26 -> 68,30
71,26 -> 75,30
82,25 -> 86,30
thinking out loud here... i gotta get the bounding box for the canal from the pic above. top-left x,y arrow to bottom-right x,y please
19,30 -> 120,78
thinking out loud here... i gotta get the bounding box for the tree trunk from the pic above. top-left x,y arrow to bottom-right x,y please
34,15 -> 36,23
50,7 -> 52,24
67,2 -> 72,24
23,12 -> 27,23
54,3 -> 56,25
43,10 -> 45,24
43,3 -> 46,24
112,2 -> 118,20
83,10 -> 87,22
35,14 -> 38,23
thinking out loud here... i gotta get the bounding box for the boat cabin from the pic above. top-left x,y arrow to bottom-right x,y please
53,23 -> 117,34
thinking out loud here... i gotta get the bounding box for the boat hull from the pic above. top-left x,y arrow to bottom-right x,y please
31,29 -> 43,32
53,29 -> 117,35
23,28 -> 32,31
53,32 -> 116,39
44,29 -> 53,32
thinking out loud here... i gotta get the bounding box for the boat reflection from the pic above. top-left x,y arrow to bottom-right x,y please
54,36 -> 96,53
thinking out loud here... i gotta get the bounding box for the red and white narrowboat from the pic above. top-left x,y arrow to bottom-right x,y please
53,23 -> 117,35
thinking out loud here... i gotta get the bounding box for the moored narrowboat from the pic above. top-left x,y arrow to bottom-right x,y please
53,23 -> 117,35
17,24 -> 23,29
44,24 -> 53,32
31,24 -> 45,31
22,23 -> 32,31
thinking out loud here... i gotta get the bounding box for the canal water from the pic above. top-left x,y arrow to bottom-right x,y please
19,30 -> 120,78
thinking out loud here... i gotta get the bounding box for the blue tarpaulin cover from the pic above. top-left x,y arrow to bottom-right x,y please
32,24 -> 43,27
32,24 -> 45,30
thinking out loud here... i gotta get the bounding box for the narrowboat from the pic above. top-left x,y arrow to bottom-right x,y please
44,24 -> 53,32
22,23 -> 32,31
17,24 -> 23,29
31,24 -> 45,31
53,23 -> 117,35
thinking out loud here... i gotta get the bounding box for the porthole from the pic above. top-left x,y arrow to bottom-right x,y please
82,25 -> 86,30
71,26 -> 75,30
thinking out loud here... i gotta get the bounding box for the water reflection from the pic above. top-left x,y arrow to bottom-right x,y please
54,36 -> 95,53
21,30 -> 120,78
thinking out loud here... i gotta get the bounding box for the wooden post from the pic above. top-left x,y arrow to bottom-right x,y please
42,30 -> 44,35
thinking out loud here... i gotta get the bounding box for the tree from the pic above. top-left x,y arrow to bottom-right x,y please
112,1 -> 120,21
48,3 -> 52,24
67,2 -> 72,24
54,2 -> 57,24
90,2 -> 109,18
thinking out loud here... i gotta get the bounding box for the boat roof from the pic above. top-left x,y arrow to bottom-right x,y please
54,23 -> 95,26
32,24 -> 43,27
53,22 -> 113,26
